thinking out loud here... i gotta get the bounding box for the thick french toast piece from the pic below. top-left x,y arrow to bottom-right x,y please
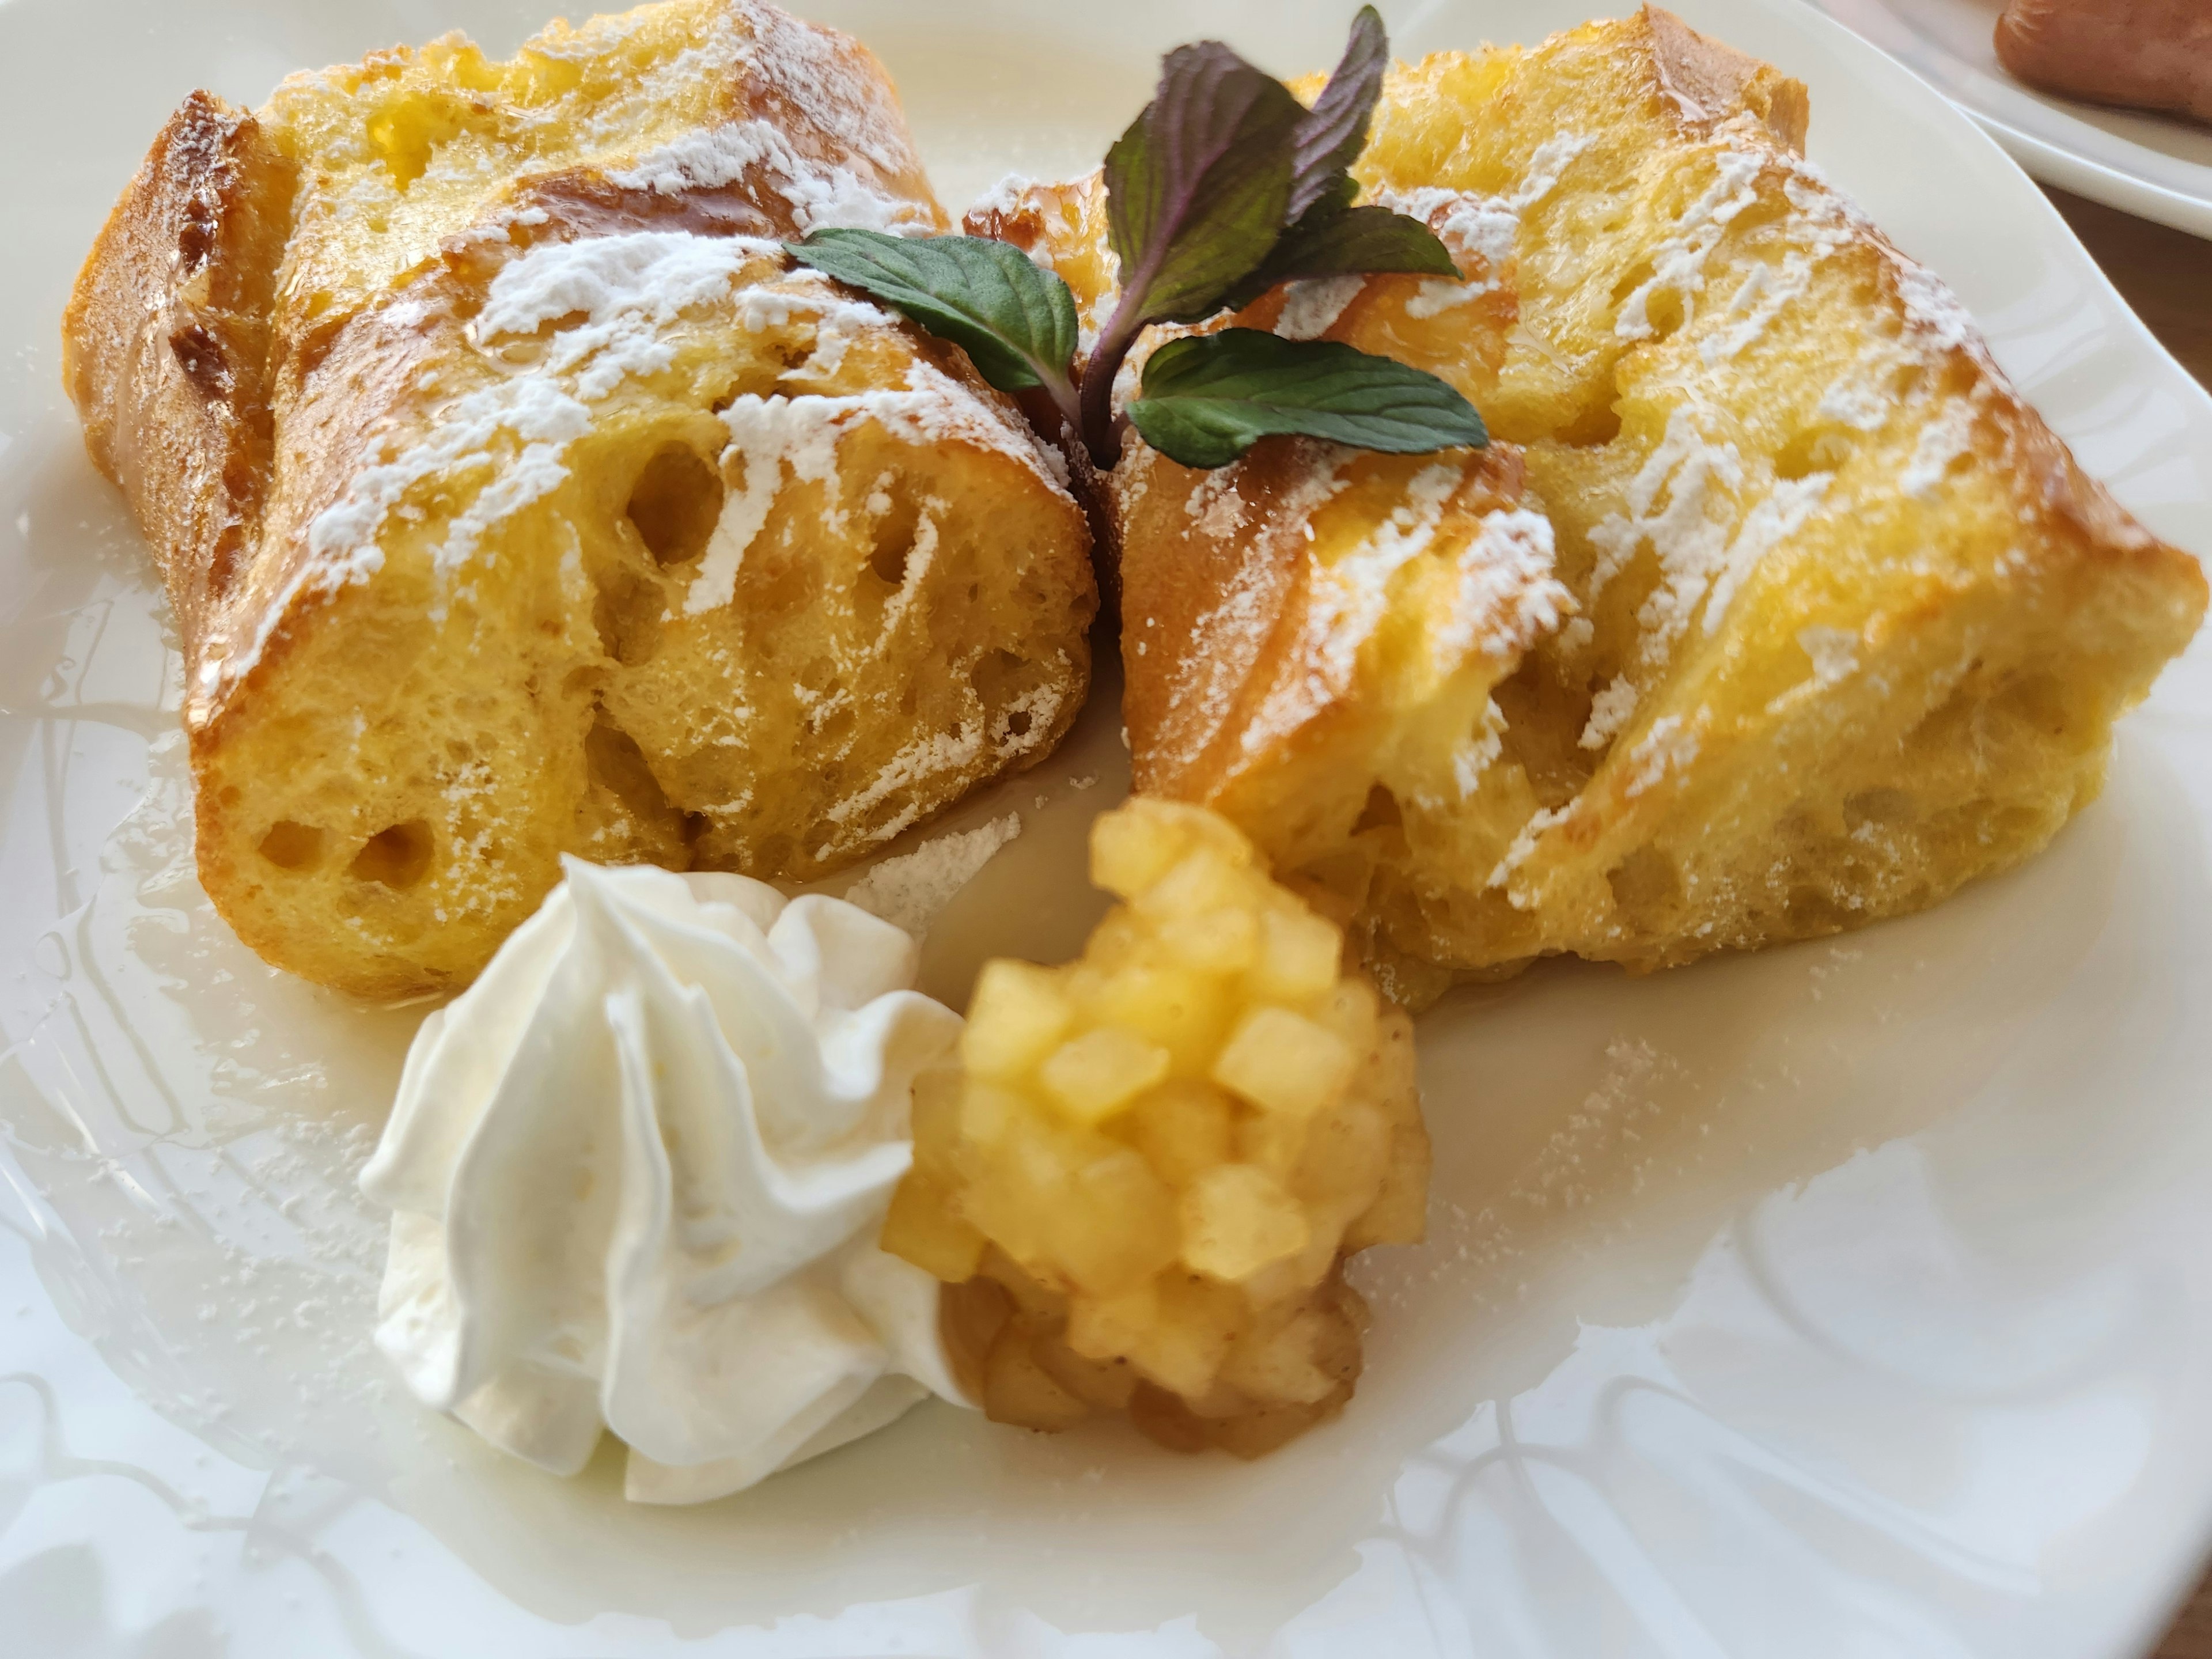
998,6 -> 2204,1000
65,0 -> 1095,999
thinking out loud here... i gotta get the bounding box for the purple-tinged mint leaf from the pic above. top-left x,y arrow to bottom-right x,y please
1102,41 -> 1306,327
1218,201 -> 1459,312
1287,6 -> 1388,222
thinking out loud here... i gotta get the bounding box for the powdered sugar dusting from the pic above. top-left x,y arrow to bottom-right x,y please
1702,471 -> 1832,633
303,379 -> 593,599
1295,461 -> 1465,705
842,813 -> 1022,936
1435,508 -> 1571,670
687,356 -> 1066,617
1487,804 -> 1573,896
1620,714 -> 1698,800
1797,625 -> 1859,687
1900,398 -> 1977,499
1577,400 -> 1837,749
1616,142 -> 1765,342
289,228 -> 1065,713
1371,134 -> 1593,320
734,0 -> 918,177
475,232 -> 786,397
1276,275 -> 1365,340
607,119 -> 933,236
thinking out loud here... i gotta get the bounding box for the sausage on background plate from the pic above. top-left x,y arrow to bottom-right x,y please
1995,0 -> 2212,125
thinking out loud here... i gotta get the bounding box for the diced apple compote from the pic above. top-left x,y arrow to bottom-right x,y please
881,797 -> 1430,1457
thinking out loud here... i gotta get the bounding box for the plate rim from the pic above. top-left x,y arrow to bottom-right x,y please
1798,0 -> 2212,241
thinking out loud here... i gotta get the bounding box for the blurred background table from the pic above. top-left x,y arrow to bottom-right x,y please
2048,186 -> 2212,389
2053,178 -> 2212,1659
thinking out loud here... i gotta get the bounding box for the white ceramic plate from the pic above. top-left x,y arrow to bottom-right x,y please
1802,0 -> 2212,240
3,1 -> 2211,1654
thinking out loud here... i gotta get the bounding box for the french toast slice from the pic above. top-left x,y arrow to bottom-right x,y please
65,0 -> 1096,1000
993,6 -> 2203,1001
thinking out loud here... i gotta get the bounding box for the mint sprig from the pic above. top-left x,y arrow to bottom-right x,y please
1130,329 -> 1487,468
785,6 -> 1486,503
1287,5 -> 1389,221
790,230 -> 1080,407
1217,201 -> 1460,312
1101,44 -> 1306,329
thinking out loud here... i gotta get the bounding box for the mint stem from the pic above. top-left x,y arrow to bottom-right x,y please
1014,385 -> 1121,595
1078,302 -> 1145,468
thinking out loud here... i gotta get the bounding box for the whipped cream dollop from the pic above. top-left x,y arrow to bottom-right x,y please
359,858 -> 971,1503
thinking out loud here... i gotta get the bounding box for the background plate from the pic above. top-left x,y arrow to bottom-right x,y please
2,0 -> 2211,1654
1803,0 -> 2212,241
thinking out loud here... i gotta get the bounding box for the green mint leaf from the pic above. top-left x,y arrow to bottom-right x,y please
1103,42 -> 1306,327
787,229 -> 1079,401
1218,202 -> 1460,312
1290,6 -> 1388,222
1127,328 -> 1488,469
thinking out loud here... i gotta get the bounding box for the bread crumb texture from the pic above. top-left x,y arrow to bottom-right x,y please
993,7 -> 2204,1003
63,0 -> 1095,999
883,797 -> 1429,1457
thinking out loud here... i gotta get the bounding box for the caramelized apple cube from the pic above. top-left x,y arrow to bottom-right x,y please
1051,1146 -> 1180,1296
1180,1164 -> 1310,1282
982,1324 -> 1090,1432
878,1171 -> 986,1284
1211,1006 -> 1355,1117
962,960 -> 1072,1080
1040,1027 -> 1171,1124
1127,1078 -> 1237,1187
1249,905 -> 1343,1003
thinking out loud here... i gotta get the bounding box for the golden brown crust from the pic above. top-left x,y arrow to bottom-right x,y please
62,91 -> 296,680
1123,442 -> 1531,808
1642,4 -> 1810,153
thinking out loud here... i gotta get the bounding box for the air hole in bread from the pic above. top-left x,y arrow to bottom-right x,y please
1635,286 -> 1686,342
1492,660 -> 1599,808
808,703 -> 857,747
367,101 -> 467,192
592,565 -> 665,666
1844,788 -> 1914,828
1610,260 -> 1654,308
1775,426 -> 1853,482
1606,845 -> 1680,912
1353,785 -> 1402,835
258,820 -> 327,871
1784,884 -> 1845,929
967,647 -> 1025,711
626,445 -> 724,567
868,490 -> 923,586
1989,669 -> 2071,740
351,820 -> 434,889
585,715 -> 679,830
1556,399 -> 1623,448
